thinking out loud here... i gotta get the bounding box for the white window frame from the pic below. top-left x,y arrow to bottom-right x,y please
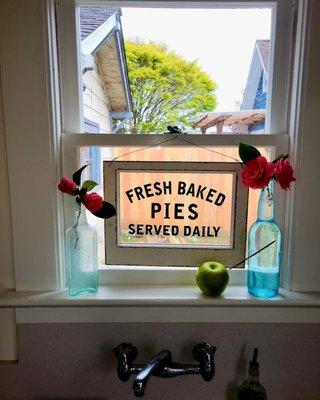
58,0 -> 293,286
2,0 -> 319,292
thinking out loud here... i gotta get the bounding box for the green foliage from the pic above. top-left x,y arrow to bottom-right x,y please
82,180 -> 98,191
238,142 -> 261,165
125,40 -> 218,133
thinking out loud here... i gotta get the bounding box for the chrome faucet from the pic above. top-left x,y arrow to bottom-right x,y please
113,342 -> 217,397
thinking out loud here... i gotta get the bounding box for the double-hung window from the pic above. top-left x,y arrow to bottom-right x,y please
0,0 -> 319,295
57,0 -> 294,286
1,0 -> 320,348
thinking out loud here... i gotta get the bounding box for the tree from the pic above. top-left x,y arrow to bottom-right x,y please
125,40 -> 218,134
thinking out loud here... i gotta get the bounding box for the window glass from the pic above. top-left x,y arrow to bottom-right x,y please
118,170 -> 234,248
78,6 -> 272,134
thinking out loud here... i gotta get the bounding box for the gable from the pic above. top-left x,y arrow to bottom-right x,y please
80,7 -> 120,40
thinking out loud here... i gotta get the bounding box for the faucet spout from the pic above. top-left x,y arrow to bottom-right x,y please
133,349 -> 172,397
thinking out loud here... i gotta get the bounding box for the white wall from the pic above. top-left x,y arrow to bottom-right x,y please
289,0 -> 320,290
0,67 -> 14,290
0,323 -> 319,399
0,52 -> 17,364
0,0 -> 60,290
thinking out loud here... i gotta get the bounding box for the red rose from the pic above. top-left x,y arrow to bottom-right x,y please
242,156 -> 275,189
82,192 -> 103,213
58,177 -> 77,195
274,158 -> 296,190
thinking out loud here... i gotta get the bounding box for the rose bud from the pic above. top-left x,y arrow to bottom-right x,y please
58,177 -> 78,195
274,158 -> 296,190
241,156 -> 275,189
82,192 -> 103,213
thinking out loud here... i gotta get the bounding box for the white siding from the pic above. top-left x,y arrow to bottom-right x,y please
83,56 -> 113,133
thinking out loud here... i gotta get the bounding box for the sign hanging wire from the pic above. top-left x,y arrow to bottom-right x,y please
108,134 -> 241,167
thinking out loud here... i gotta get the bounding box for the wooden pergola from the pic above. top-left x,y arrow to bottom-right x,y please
194,109 -> 266,133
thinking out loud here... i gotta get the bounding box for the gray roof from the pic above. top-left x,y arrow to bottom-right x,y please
79,7 -> 120,41
256,40 -> 270,75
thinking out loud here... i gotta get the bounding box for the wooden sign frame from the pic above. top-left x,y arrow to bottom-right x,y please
104,161 -> 248,267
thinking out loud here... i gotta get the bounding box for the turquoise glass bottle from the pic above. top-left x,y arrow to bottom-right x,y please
66,203 -> 98,296
247,183 -> 281,298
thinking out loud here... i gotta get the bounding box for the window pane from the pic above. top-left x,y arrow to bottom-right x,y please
79,146 -> 274,264
78,6 -> 272,134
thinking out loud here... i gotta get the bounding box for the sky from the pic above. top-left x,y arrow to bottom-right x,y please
121,8 -> 271,112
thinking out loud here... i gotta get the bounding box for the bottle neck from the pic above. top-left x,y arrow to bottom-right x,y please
248,372 -> 260,383
248,362 -> 260,383
257,183 -> 274,221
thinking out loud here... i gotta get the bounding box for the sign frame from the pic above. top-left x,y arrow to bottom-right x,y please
104,161 -> 248,267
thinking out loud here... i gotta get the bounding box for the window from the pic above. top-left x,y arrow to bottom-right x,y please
1,0 -> 318,293
58,1 -> 293,282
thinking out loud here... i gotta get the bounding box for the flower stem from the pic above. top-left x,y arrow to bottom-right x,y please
74,202 -> 81,249
266,183 -> 273,204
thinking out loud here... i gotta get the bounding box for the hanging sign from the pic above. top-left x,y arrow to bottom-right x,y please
104,161 -> 248,267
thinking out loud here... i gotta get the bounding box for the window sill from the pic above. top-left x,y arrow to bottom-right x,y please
0,285 -> 320,323
98,265 -> 246,285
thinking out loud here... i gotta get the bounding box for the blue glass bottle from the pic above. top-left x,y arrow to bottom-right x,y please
66,203 -> 98,296
247,183 -> 281,298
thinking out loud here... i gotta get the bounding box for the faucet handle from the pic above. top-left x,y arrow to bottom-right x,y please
193,342 -> 217,381
113,342 -> 138,381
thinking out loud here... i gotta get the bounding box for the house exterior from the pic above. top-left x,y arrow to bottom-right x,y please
241,39 -> 270,133
194,40 -> 269,134
80,6 -> 132,133
194,109 -> 265,134
79,7 -> 132,183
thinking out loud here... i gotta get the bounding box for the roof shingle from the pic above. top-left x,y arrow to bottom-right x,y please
79,7 -> 120,41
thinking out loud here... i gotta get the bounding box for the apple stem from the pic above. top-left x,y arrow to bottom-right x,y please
228,240 -> 276,271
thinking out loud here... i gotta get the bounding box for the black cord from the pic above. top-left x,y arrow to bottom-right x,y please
228,240 -> 276,270
108,136 -> 177,167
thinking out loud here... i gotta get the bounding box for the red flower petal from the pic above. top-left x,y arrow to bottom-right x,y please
241,156 -> 274,189
58,177 -> 78,195
82,192 -> 103,213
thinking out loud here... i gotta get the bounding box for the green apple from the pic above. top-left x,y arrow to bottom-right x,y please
196,261 -> 229,297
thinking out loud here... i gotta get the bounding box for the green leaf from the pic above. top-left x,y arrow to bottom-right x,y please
82,180 -> 98,191
72,165 -> 88,186
238,142 -> 261,164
